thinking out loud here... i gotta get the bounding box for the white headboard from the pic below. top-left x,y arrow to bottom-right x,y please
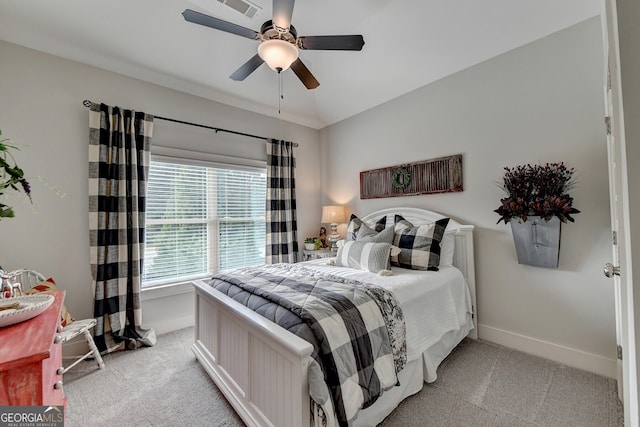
361,207 -> 477,339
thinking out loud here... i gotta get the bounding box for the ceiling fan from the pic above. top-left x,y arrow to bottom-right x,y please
182,0 -> 365,89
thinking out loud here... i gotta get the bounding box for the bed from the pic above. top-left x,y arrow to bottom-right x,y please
191,207 -> 477,427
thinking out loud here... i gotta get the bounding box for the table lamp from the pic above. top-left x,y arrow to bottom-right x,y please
321,205 -> 347,253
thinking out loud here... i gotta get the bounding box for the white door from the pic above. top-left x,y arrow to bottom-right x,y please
601,0 -> 639,424
603,55 -> 624,400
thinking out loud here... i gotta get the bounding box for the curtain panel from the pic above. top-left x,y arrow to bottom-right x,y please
266,139 -> 299,264
88,102 -> 156,353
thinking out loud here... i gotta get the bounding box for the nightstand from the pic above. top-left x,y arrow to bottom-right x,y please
303,249 -> 335,261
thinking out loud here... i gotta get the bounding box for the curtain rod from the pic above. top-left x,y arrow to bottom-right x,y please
82,100 -> 298,147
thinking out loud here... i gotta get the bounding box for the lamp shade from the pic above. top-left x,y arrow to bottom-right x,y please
321,205 -> 347,224
257,39 -> 299,72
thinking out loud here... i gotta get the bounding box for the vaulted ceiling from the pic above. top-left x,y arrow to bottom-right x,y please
0,0 -> 601,129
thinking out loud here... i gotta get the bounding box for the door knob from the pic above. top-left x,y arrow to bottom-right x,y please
604,263 -> 620,278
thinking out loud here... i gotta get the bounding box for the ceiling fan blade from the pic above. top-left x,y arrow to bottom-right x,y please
182,9 -> 259,40
272,0 -> 295,30
290,58 -> 319,89
230,54 -> 265,81
298,35 -> 365,51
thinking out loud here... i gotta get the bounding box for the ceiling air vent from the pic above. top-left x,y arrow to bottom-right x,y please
217,0 -> 261,19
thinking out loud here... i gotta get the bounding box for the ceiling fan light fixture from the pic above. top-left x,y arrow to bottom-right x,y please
258,39 -> 298,72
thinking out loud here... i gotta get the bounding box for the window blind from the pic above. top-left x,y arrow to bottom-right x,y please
143,159 -> 266,287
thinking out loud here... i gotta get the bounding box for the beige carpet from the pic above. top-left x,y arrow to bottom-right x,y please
63,328 -> 623,427
380,338 -> 622,426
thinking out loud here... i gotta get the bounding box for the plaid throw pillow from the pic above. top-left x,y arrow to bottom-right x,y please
346,214 -> 386,241
391,215 -> 450,271
336,241 -> 392,273
25,278 -> 75,326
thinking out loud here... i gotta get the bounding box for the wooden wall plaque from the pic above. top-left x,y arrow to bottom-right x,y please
360,154 -> 463,199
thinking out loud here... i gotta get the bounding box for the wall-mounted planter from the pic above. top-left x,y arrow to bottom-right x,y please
510,216 -> 561,268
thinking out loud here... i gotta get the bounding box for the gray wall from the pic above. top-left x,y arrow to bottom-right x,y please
0,40 -> 322,339
321,17 -> 615,376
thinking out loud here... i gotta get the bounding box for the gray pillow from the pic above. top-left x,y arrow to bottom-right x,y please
346,214 -> 386,241
335,241 -> 392,273
355,222 -> 394,244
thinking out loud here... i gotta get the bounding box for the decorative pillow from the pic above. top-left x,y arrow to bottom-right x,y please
355,222 -> 394,244
335,241 -> 393,273
346,214 -> 386,241
25,278 -> 75,326
440,231 -> 455,266
391,215 -> 450,271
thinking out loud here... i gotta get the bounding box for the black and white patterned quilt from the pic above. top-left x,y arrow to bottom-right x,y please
209,263 -> 407,427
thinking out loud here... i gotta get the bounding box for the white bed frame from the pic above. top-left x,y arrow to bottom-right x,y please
191,207 -> 477,427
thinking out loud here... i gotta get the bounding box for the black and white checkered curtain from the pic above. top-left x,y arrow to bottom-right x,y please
88,102 -> 156,353
266,139 -> 299,264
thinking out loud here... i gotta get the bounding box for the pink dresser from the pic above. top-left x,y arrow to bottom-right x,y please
0,291 -> 66,408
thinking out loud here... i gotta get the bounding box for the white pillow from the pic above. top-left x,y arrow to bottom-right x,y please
440,231 -> 455,266
335,241 -> 392,273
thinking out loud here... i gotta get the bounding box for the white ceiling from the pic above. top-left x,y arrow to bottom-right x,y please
0,0 -> 601,129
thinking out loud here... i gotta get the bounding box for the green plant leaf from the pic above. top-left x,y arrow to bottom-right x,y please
0,129 -> 32,220
0,206 -> 15,218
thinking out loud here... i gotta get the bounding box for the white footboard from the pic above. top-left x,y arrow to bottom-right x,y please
192,279 -> 314,427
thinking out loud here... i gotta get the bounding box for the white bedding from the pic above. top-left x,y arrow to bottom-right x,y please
300,259 -> 474,362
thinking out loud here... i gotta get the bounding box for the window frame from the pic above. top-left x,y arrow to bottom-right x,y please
142,147 -> 267,289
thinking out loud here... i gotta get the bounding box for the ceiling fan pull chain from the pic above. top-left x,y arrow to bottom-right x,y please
278,69 -> 282,114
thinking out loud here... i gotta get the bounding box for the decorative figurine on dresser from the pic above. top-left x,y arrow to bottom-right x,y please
1,269 -> 23,299
319,227 -> 329,248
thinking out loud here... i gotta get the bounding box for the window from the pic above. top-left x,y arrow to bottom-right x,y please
143,157 -> 266,287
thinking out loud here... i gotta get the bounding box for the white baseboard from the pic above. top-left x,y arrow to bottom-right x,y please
478,324 -> 617,379
62,339 -> 90,359
61,315 -> 195,359
149,314 -> 195,336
